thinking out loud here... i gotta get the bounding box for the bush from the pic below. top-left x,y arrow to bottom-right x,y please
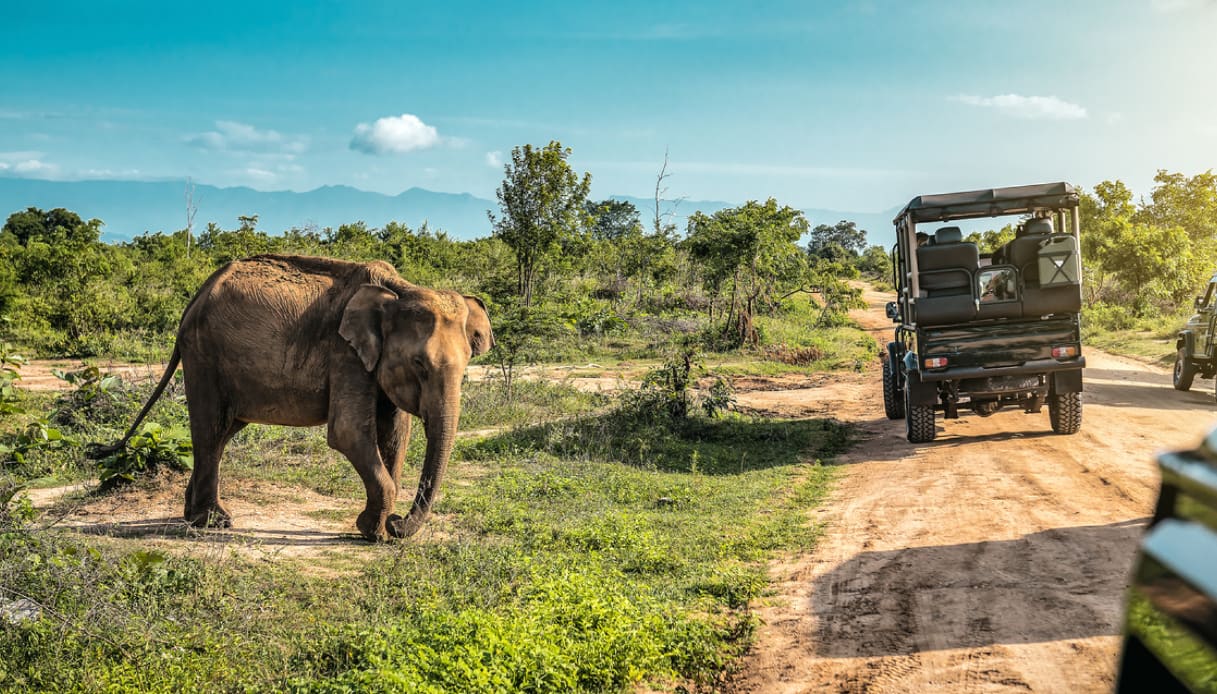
97,422 -> 192,490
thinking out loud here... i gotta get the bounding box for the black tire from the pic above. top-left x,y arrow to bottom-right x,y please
904,385 -> 936,443
1174,347 -> 1196,391
1048,391 -> 1082,434
882,357 -> 904,420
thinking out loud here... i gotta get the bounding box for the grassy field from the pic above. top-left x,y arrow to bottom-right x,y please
0,329 -> 869,692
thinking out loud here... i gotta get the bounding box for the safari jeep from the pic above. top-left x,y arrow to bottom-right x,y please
1172,272 -> 1217,395
882,182 -> 1086,443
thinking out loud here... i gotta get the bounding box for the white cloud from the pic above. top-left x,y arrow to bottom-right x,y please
485,151 -> 503,167
349,114 -> 441,155
951,93 -> 1087,120
187,120 -> 308,154
0,152 -> 59,177
244,167 -> 277,182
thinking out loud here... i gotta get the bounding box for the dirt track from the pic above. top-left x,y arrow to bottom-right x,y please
728,288 -> 1216,693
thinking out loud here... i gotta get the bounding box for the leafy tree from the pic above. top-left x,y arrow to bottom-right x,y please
1104,221 -> 1191,314
685,199 -> 810,345
586,199 -> 642,242
807,220 -> 866,261
1138,170 -> 1217,244
2,207 -> 100,246
962,224 -> 1016,255
489,141 -> 593,305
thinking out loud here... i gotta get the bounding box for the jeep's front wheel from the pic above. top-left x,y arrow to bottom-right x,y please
904,385 -> 936,443
882,357 -> 904,419
1174,347 -> 1197,391
1048,391 -> 1082,434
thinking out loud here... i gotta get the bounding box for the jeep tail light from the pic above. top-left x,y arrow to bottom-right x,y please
1052,345 -> 1079,359
924,357 -> 948,369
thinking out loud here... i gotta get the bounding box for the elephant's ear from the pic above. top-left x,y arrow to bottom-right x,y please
463,295 -> 494,357
340,284 -> 398,372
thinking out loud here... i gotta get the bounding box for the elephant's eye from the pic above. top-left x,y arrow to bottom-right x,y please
412,356 -> 427,372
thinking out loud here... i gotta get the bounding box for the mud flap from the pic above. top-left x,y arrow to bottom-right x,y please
1051,368 -> 1083,394
904,370 -> 938,405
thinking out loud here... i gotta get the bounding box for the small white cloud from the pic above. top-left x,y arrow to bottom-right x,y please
349,114 -> 441,155
951,93 -> 1087,120
187,121 -> 308,154
244,167 -> 277,182
2,159 -> 58,175
1106,112 -> 1125,125
485,151 -> 503,167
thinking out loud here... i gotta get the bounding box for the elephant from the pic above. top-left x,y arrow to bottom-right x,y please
95,254 -> 493,541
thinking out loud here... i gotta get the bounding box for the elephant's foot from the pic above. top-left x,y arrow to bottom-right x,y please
356,509 -> 390,542
186,502 -> 232,529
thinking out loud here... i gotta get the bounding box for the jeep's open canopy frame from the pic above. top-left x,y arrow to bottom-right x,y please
895,182 -> 1080,225
892,182 -> 1081,318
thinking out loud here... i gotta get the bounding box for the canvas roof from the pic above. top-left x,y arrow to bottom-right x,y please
895,182 -> 1078,225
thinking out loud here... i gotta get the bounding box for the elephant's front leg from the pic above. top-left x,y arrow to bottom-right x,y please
376,403 -> 412,538
328,405 -> 396,542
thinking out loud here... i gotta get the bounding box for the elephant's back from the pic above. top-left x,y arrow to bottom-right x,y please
176,255 -> 364,397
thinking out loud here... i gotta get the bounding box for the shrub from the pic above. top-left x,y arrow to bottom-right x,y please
97,423 -> 192,490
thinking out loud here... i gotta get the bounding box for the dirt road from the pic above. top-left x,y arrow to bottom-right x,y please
728,288 -> 1215,693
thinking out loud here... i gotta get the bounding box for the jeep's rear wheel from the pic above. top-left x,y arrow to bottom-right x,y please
904,385 -> 936,443
882,357 -> 904,420
1174,347 -> 1197,391
1048,391 -> 1082,434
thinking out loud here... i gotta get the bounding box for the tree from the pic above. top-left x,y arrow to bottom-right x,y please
2,207 -> 101,246
807,220 -> 867,261
489,141 -> 592,305
962,224 -> 1016,255
685,199 -> 810,345
586,199 -> 642,242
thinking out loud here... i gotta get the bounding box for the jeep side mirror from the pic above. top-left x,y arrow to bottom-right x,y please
885,301 -> 900,321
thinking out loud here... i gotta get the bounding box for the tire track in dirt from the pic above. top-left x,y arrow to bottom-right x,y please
728,288 -> 1215,693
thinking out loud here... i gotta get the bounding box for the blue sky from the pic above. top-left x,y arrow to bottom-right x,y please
1,0 -> 1215,213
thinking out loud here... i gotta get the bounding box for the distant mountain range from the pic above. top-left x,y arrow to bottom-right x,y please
0,177 -> 899,245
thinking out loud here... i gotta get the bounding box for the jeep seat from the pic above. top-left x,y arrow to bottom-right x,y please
915,226 -> 979,325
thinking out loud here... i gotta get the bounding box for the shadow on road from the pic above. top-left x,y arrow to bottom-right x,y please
813,518 -> 1148,657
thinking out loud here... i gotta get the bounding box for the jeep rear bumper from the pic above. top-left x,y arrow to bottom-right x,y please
917,357 -> 1085,383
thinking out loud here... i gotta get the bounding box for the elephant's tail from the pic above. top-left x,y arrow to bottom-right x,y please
86,345 -> 183,460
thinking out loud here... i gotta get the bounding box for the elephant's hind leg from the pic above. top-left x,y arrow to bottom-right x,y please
184,415 -> 246,529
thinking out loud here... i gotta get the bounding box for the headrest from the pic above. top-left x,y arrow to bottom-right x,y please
1020,218 -> 1054,237
934,226 -> 963,244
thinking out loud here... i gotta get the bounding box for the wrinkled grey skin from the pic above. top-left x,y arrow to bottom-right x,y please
105,255 -> 493,541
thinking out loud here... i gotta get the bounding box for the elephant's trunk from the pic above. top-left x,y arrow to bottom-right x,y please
397,396 -> 460,538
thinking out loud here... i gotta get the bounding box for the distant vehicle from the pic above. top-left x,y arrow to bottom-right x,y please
1115,429 -> 1217,692
1173,272 -> 1217,396
883,182 -> 1086,443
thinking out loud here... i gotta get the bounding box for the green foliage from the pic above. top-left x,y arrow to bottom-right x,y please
963,224 -> 1016,254
808,219 -> 867,260
0,417 -> 77,465
1080,172 -> 1217,317
685,198 -> 811,345
97,423 -> 192,490
490,141 -> 593,305
0,480 -> 35,528
0,342 -> 25,416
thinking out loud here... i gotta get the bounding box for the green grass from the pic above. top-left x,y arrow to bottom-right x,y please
1080,303 -> 1189,366
1,368 -> 850,692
